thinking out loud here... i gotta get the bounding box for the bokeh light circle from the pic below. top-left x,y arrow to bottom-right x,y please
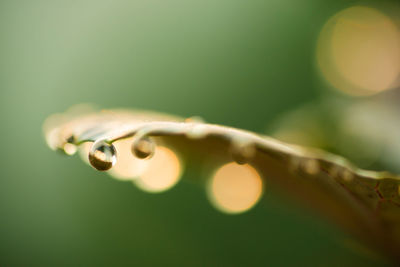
317,6 -> 400,96
207,162 -> 263,214
134,146 -> 183,193
108,138 -> 150,180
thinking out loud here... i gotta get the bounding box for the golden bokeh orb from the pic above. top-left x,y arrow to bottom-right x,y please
134,146 -> 183,193
207,162 -> 263,214
317,6 -> 400,96
108,138 -> 150,180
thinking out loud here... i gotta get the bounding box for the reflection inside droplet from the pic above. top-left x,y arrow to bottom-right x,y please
89,140 -> 117,171
108,138 -> 150,180
134,146 -> 183,193
207,162 -> 263,214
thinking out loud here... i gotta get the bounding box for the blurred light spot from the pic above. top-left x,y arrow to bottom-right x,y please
43,113 -> 64,150
270,106 -> 327,148
317,6 -> 400,96
108,139 -> 150,181
338,100 -> 393,167
134,146 -> 182,193
207,162 -> 263,214
78,142 -> 92,165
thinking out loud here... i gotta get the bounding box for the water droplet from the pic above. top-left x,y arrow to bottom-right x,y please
56,135 -> 77,155
186,124 -> 208,139
185,116 -> 205,123
302,159 -> 320,175
231,138 -> 256,165
328,166 -> 339,178
89,140 -> 117,171
288,156 -> 301,173
341,169 -> 354,182
62,143 -> 77,156
131,137 -> 155,159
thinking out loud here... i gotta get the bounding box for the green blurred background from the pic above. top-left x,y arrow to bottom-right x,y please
0,0 -> 398,266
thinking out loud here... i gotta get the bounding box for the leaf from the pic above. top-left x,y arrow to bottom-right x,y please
43,105 -> 400,261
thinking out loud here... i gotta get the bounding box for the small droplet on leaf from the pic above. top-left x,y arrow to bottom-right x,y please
288,156 -> 301,173
89,140 -> 117,171
231,138 -> 256,165
131,137 -> 155,159
302,159 -> 320,175
328,166 -> 339,178
62,143 -> 77,156
186,124 -> 208,139
185,116 -> 205,123
342,169 -> 354,182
